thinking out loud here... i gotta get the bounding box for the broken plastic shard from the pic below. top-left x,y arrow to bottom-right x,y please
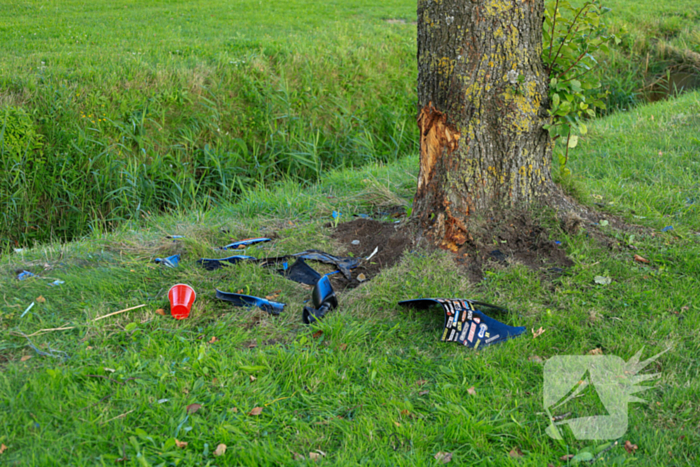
661,225 -> 674,232
398,298 -> 526,349
197,255 -> 256,271
154,254 -> 181,268
17,270 -> 35,281
215,289 -> 285,315
49,279 -> 65,287
302,276 -> 338,325
278,258 -> 321,286
219,237 -> 270,250
351,240 -> 360,245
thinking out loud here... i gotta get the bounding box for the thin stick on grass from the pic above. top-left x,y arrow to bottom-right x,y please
101,409 -> 135,425
93,304 -> 146,321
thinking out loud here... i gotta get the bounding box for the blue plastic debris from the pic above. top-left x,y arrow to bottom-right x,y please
167,235 -> 185,239
661,226 -> 674,232
220,238 -> 271,251
155,254 -> 181,268
215,289 -> 285,315
20,302 -> 35,318
197,255 -> 256,271
17,270 -> 35,281
555,241 -> 562,245
49,280 -> 65,287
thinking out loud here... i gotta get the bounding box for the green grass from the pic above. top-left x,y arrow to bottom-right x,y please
1,91 -> 699,465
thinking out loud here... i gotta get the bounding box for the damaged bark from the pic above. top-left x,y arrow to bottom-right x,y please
413,0 -> 555,251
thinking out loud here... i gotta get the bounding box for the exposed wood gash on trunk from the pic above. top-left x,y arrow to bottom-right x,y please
414,0 -> 554,251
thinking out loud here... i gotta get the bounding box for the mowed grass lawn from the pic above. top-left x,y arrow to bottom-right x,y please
1,0 -> 700,466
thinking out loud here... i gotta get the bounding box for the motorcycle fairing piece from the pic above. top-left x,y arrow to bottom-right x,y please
398,298 -> 526,349
219,237 -> 271,250
278,258 -> 322,286
260,249 -> 360,280
197,255 -> 256,271
302,276 -> 338,324
215,289 -> 285,315
154,254 -> 181,268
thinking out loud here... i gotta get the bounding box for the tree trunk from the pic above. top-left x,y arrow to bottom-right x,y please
414,0 -> 554,251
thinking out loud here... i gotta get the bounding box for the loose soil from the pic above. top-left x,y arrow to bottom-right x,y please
330,211 -> 579,286
330,218 -> 415,290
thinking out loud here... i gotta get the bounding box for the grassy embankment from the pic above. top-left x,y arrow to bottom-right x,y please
2,0 -> 699,249
1,87 -> 699,464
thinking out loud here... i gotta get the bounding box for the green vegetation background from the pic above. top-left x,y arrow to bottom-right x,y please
0,0 -> 699,465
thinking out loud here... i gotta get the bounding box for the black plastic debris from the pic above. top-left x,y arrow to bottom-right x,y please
197,255 -> 256,271
398,298 -> 526,349
261,250 -> 359,280
154,254 -> 181,268
303,276 -> 338,324
278,258 -> 321,286
215,289 -> 285,315
219,237 -> 271,250
489,249 -> 507,263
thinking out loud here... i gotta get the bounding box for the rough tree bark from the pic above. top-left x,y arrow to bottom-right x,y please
413,0 -> 555,251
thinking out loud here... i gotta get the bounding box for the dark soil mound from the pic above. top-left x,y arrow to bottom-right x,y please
330,218 -> 414,290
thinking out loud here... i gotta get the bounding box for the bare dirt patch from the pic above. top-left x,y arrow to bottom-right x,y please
330,218 -> 415,290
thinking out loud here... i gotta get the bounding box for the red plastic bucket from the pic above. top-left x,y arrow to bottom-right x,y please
168,284 -> 196,320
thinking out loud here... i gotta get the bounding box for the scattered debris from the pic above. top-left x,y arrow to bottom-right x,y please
588,348 -> 604,355
154,254 -> 181,268
594,276 -> 612,286
215,289 -> 285,315
219,237 -> 270,250
17,270 -> 35,281
624,441 -> 638,454
434,452 -> 452,463
169,284 -> 196,320
509,447 -> 524,458
94,304 -> 147,322
155,308 -> 166,316
20,302 -> 35,318
634,254 -> 650,264
532,327 -> 546,339
36,296 -> 46,304
175,439 -> 188,449
186,403 -> 202,414
167,235 -> 184,239
0,444 -> 7,454
248,407 -> 263,416
197,255 -> 256,271
357,273 -> 367,282
351,240 -> 360,245
302,276 -> 338,324
49,279 -> 65,287
278,258 -> 320,286
529,356 -> 544,363
661,226 -> 674,232
16,332 -> 69,360
398,299 -> 526,349
467,387 -> 476,396
366,246 -> 379,261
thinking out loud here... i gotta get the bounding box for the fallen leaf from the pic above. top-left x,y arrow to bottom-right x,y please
681,306 -> 689,312
237,289 -> 245,294
208,336 -> 219,344
357,273 -> 367,282
467,386 -> 476,396
104,367 -> 115,373
419,390 -> 429,396
249,407 -> 263,416
20,355 -> 32,362
292,452 -> 305,460
528,356 -> 544,363
434,452 -> 452,463
394,421 -> 401,427
624,440 -> 638,454
532,327 -> 546,338
214,443 -> 227,457
588,348 -> 603,355
229,407 -> 238,413
175,439 -> 188,449
416,379 -> 427,386
309,452 -> 321,461
36,296 -> 46,303
594,275 -> 612,285
0,444 -> 6,454
155,308 -> 166,316
400,409 -> 410,416
509,447 -> 524,458
560,454 -> 574,461
265,290 -> 281,301
634,254 -> 650,264
247,342 -> 257,348
250,375 -> 257,382
338,343 -> 348,351
186,403 -> 202,414
312,330 -> 323,339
